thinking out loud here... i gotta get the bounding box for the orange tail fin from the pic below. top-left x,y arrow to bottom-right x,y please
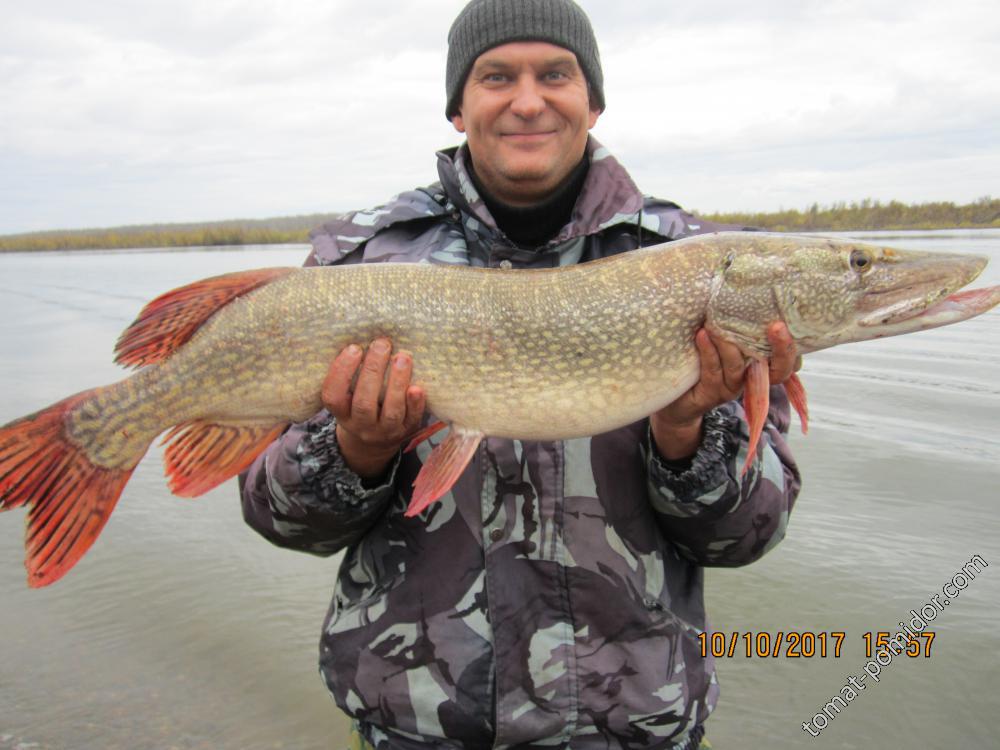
0,391 -> 147,588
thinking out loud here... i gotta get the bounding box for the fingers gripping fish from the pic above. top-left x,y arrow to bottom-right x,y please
1,233 -> 998,587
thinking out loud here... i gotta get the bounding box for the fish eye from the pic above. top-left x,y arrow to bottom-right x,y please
850,249 -> 873,273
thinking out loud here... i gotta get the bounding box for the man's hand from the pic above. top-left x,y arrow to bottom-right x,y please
651,323 -> 800,461
322,337 -> 426,479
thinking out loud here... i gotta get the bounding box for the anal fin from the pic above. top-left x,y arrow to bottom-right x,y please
162,420 -> 288,497
405,427 -> 482,517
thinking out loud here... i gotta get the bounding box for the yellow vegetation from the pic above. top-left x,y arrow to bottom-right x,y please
701,197 -> 1000,232
0,214 -> 335,253
1,198 -> 998,252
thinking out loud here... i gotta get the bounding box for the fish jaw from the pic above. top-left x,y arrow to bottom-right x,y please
854,251 -> 988,328
851,283 -> 1000,342
751,240 -> 996,355
795,273 -> 999,353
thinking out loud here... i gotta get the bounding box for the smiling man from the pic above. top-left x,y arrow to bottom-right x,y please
241,1 -> 801,748
450,42 -> 599,206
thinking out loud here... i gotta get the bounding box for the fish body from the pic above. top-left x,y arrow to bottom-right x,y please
1,232 -> 998,587
147,248 -> 715,440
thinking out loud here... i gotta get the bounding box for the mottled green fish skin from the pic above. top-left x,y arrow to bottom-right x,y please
65,232 -> 995,470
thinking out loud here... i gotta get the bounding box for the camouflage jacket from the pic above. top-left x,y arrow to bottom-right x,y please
241,138 -> 801,750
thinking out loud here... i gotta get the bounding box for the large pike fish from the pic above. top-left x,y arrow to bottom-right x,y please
1,232 -> 998,587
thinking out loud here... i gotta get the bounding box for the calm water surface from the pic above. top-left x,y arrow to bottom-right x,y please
0,232 -> 997,749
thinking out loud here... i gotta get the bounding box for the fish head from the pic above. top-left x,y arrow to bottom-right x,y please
704,233 -> 998,356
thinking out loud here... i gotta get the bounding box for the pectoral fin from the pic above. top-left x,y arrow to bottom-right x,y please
784,372 -> 809,434
741,359 -> 770,475
406,427 -> 482,517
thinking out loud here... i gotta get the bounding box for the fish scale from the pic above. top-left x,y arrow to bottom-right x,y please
153,248 -> 713,439
1,232 -> 998,587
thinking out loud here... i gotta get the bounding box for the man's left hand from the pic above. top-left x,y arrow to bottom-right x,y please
651,322 -> 800,461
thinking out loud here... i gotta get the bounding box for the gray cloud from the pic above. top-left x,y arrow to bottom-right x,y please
1,0 -> 996,233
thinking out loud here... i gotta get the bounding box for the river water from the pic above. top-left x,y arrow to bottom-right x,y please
0,231 -> 997,749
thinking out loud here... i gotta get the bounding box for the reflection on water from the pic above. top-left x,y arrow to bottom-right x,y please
0,234 -> 998,749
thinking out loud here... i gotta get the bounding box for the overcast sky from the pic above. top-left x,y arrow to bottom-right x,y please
1,0 -> 997,234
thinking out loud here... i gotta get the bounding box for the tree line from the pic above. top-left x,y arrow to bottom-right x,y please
1,198 -> 997,252
0,214 -> 337,253
701,196 -> 1000,232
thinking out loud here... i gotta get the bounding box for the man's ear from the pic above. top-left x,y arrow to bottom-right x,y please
451,114 -> 466,134
586,83 -> 602,129
588,107 -> 601,130
587,97 -> 604,130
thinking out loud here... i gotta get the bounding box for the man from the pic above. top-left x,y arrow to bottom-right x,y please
242,1 -> 800,747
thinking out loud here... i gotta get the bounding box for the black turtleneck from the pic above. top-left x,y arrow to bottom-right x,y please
468,155 -> 590,249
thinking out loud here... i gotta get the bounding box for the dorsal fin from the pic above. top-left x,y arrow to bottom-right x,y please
114,267 -> 294,368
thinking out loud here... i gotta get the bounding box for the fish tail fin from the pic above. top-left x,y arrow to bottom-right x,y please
0,389 -> 149,588
405,427 -> 482,517
740,359 -> 771,476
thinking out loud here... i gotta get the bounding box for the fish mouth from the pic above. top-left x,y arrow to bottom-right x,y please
858,278 -> 957,327
859,284 -> 1000,336
910,284 -> 1000,321
858,254 -> 989,327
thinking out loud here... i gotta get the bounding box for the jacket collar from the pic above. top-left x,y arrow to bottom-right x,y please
435,136 -> 645,246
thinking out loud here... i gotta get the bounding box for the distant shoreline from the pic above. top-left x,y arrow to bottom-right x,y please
1,198 -> 996,253
701,196 -> 999,234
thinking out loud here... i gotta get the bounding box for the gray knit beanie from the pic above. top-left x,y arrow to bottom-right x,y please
445,0 -> 605,119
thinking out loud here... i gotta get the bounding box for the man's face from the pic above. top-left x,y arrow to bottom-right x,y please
451,41 -> 602,207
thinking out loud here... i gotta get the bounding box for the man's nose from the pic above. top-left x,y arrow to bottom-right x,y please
509,76 -> 546,118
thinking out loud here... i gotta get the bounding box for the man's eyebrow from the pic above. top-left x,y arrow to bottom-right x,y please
472,55 -> 580,74
472,59 -> 515,73
541,56 -> 579,70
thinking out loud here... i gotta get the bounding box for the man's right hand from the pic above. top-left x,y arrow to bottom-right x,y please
322,337 -> 426,479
